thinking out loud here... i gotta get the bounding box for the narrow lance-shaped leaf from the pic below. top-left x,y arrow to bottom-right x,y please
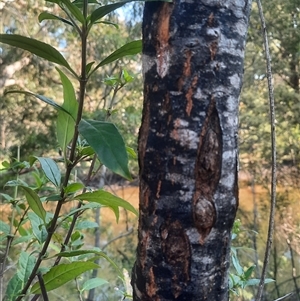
60,0 -> 85,23
31,262 -> 99,293
54,250 -> 124,280
56,68 -> 78,152
89,40 -> 142,78
76,189 -> 138,222
19,186 -> 46,223
39,12 -> 73,27
90,1 -> 131,25
78,119 -> 131,180
4,90 -> 71,114
0,34 -> 76,76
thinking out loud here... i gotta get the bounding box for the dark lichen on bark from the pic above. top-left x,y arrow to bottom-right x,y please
132,1 -> 252,300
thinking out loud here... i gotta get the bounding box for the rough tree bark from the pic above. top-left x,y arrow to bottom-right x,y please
132,1 -> 252,300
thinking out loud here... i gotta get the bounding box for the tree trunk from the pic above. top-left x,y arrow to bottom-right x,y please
132,1 -> 252,300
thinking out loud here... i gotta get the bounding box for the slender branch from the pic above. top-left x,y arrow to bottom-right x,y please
16,1 -> 90,299
255,0 -> 277,300
37,273 -> 49,301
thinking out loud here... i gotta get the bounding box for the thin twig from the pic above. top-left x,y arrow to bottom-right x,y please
37,272 -> 49,301
255,0 -> 277,300
273,292 -> 295,301
102,228 -> 134,250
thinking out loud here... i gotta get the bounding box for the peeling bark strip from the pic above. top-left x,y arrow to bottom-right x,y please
133,1 -> 252,300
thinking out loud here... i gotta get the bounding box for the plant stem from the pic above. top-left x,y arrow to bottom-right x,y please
255,0 -> 277,300
16,2 -> 90,299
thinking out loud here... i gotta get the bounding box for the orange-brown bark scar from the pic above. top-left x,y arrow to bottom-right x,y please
156,3 -> 173,77
185,75 -> 198,116
209,41 -> 218,61
156,180 -> 162,199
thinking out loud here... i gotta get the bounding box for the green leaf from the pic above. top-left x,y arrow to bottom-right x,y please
17,251 -> 36,284
56,68 -> 78,152
55,250 -> 123,279
82,278 -> 108,291
0,220 -> 10,235
56,68 -> 78,119
5,179 -> 29,187
32,157 -> 61,187
28,212 -> 48,244
90,1 -> 131,25
231,254 -> 243,275
60,0 -> 85,23
4,90 -> 70,114
0,34 -> 75,75
5,274 -> 23,301
75,221 -> 99,230
72,0 -> 98,8
78,119 -> 131,179
244,265 -> 256,280
75,189 -> 138,222
64,182 -> 85,194
90,40 -> 142,77
38,12 -> 74,26
31,261 -> 98,293
86,61 -> 95,75
20,186 -> 46,222
126,146 -> 137,159
96,20 -> 119,29
57,111 -> 76,153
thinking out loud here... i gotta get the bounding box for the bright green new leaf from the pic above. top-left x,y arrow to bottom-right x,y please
0,34 -> 75,75
31,261 -> 98,293
76,189 -> 138,222
60,0 -> 85,23
32,157 -> 61,187
78,119 -> 131,180
17,251 -> 36,284
90,40 -> 142,77
20,186 -> 46,222
4,90 -> 71,115
82,278 -> 108,291
38,12 -> 73,26
4,274 -> 23,301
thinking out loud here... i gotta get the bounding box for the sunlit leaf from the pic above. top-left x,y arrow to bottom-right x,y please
0,34 -> 75,75
78,119 -> 131,179
90,40 -> 142,77
31,262 -> 98,293
38,12 -> 73,26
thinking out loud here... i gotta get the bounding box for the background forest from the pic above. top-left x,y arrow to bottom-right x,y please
0,0 -> 299,300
